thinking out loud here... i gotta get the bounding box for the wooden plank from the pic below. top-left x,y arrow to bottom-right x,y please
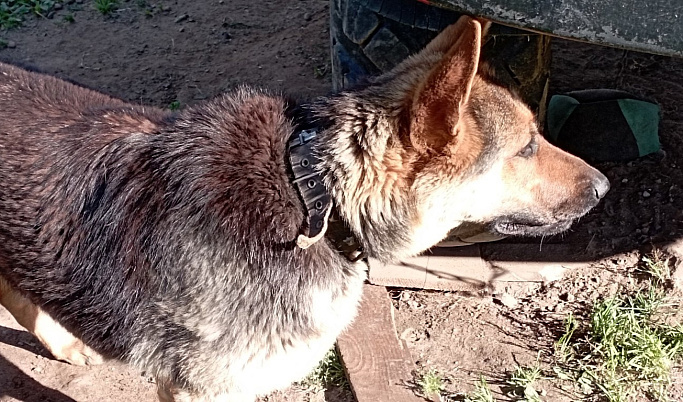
479,243 -> 591,282
367,243 -> 594,290
337,285 -> 422,402
367,245 -> 491,292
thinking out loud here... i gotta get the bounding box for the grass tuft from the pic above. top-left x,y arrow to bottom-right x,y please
0,0 -> 56,30
640,250 -> 672,285
417,368 -> 443,396
300,348 -> 349,391
554,312 -> 577,363
508,363 -> 544,402
168,100 -> 180,111
464,376 -> 496,402
555,287 -> 683,402
93,0 -> 117,15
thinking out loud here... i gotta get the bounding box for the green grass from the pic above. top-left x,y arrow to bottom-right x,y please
300,348 -> 349,391
93,0 -> 117,15
590,289 -> 680,400
508,363 -> 544,402
417,368 -> 443,396
464,376 -> 496,402
0,0 -> 56,29
640,250 -> 672,285
554,286 -> 683,402
456,250 -> 682,402
27,0 -> 49,16
554,312 -> 577,363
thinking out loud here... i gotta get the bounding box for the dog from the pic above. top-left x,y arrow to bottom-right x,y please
0,16 -> 608,401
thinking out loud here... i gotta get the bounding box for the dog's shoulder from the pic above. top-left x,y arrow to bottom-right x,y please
157,87 -> 305,246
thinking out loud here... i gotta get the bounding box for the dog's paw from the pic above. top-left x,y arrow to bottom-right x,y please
33,310 -> 104,366
49,339 -> 105,366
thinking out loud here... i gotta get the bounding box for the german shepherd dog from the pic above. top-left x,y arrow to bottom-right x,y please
0,16 -> 608,401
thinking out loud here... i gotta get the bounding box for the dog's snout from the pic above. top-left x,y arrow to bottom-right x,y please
592,172 -> 610,200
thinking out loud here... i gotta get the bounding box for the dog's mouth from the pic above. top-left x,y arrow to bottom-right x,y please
490,218 -> 575,237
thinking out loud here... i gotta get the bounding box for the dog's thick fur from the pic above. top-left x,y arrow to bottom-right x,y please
0,17 -> 608,401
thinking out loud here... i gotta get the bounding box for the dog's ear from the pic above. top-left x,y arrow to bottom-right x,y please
410,17 -> 482,154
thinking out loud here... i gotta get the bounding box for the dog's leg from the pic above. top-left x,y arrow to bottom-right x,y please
0,276 -> 104,366
157,381 -> 256,402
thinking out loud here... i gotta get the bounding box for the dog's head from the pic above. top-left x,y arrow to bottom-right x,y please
320,17 -> 609,260
403,17 -> 608,252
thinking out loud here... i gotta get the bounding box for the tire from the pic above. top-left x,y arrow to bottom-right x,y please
330,0 -> 551,115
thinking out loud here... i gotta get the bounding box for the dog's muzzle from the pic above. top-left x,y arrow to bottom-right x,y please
491,170 -> 610,238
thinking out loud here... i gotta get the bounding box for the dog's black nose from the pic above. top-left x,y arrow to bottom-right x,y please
593,172 -> 610,200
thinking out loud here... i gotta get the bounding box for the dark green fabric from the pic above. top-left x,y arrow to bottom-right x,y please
555,99 -> 640,162
547,95 -> 578,142
546,90 -> 660,162
618,99 -> 661,157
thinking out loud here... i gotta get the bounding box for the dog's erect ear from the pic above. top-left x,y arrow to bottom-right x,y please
410,17 -> 482,154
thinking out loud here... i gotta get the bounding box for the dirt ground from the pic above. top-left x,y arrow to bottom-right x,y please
0,1 -> 682,401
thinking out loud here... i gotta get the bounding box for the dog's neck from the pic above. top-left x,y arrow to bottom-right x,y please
294,91 -> 420,263
287,127 -> 366,262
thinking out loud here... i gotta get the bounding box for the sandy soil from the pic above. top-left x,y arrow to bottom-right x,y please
394,30 -> 683,402
0,1 -> 340,401
0,0 -> 682,401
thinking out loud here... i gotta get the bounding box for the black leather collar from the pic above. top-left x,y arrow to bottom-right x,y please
287,129 -> 366,262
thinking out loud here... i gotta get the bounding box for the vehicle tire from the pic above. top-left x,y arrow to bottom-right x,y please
329,0 -> 551,115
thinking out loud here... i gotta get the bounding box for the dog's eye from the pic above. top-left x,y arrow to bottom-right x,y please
517,138 -> 538,158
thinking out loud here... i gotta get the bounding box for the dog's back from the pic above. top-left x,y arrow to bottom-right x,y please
0,67 -> 364,396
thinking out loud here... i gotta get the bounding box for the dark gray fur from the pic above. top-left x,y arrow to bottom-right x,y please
0,63 -> 366,396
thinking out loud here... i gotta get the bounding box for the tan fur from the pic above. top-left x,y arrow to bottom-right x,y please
318,16 -> 607,260
103,112 -> 161,134
317,21 -> 492,255
0,276 -> 104,366
0,16 -> 607,402
410,17 -> 481,153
